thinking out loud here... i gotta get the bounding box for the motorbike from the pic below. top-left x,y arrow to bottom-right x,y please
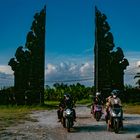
107,104 -> 123,133
62,107 -> 74,132
92,104 -> 103,121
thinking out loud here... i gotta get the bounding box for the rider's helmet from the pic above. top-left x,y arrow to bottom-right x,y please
63,93 -> 67,100
96,92 -> 101,97
111,89 -> 119,98
64,93 -> 70,100
64,93 -> 67,97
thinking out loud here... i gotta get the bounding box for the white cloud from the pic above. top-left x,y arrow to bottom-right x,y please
45,51 -> 140,87
0,65 -> 13,74
0,51 -> 140,88
83,48 -> 93,54
137,61 -> 140,67
45,63 -> 57,74
80,62 -> 90,73
0,72 -> 14,88
69,63 -> 78,73
45,61 -> 93,86
124,53 -> 140,86
0,65 -> 14,88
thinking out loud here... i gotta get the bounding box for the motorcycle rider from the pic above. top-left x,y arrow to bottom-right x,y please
91,92 -> 103,114
57,94 -> 66,122
105,89 -> 122,123
57,93 -> 76,122
107,89 -> 122,107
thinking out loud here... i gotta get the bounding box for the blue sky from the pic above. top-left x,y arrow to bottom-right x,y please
0,0 -> 140,87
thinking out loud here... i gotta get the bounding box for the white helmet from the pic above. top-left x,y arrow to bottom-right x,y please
96,92 -> 101,96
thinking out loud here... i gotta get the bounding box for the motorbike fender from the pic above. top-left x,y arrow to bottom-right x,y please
113,117 -> 120,133
114,118 -> 119,122
113,118 -> 120,127
66,117 -> 73,128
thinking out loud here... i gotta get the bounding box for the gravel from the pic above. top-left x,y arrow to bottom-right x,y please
0,105 -> 140,140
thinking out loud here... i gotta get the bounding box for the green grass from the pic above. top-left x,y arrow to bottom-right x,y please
45,100 -> 59,107
45,99 -> 93,106
123,104 -> 140,114
76,99 -> 92,105
0,106 -> 30,130
0,104 -> 56,131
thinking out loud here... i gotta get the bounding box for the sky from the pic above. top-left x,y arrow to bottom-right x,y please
0,0 -> 140,88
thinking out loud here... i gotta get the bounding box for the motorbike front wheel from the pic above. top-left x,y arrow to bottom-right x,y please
114,118 -> 120,133
95,112 -> 101,121
66,118 -> 71,132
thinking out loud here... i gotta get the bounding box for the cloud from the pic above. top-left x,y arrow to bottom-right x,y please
0,65 -> 14,88
0,65 -> 13,74
69,63 -> 78,72
80,62 -> 93,77
0,62 -> 93,88
45,61 -> 93,86
0,51 -> 140,88
137,61 -> 140,67
45,51 -> 140,87
45,63 -> 57,74
0,72 -> 14,88
124,52 -> 140,86
83,48 -> 93,54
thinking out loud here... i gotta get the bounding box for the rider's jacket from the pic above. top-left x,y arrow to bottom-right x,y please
59,98 -> 74,109
94,96 -> 103,105
109,97 -> 122,107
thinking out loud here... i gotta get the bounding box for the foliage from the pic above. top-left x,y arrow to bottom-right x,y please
123,104 -> 140,114
0,84 -> 140,105
121,88 -> 140,103
76,99 -> 92,105
44,83 -> 94,102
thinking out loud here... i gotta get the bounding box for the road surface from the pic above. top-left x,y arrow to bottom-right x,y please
0,105 -> 140,140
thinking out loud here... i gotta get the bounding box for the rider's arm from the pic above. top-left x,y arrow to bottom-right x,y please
118,98 -> 122,106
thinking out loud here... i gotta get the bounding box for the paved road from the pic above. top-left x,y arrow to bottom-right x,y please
0,105 -> 140,140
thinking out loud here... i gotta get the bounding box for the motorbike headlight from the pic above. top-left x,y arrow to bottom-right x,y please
66,109 -> 71,115
112,112 -> 116,117
118,112 -> 121,117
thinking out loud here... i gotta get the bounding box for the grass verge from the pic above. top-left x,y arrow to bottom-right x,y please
0,106 -> 30,131
123,104 -> 140,114
0,104 -> 57,131
76,99 -> 92,106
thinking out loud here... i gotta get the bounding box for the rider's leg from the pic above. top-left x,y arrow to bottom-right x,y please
57,109 -> 61,122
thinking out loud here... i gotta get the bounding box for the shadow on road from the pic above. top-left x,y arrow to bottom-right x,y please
71,120 -> 140,134
122,124 -> 140,134
73,124 -> 106,133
